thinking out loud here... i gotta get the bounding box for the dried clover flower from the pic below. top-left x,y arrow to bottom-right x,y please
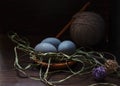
104,59 -> 119,73
92,66 -> 106,81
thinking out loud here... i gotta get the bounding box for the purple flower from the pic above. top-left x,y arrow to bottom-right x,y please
92,66 -> 106,80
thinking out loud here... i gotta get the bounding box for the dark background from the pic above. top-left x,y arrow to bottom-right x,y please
1,1 -> 120,86
0,0 -> 109,35
110,0 -> 120,57
1,0 -> 120,59
0,0 -> 110,46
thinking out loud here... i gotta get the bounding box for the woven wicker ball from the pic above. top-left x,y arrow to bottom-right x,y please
70,12 -> 105,46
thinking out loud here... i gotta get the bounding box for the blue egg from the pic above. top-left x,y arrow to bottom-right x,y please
41,37 -> 61,48
58,40 -> 76,55
34,43 -> 57,53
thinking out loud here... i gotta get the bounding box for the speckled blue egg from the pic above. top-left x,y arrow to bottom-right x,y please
58,40 -> 76,55
41,37 -> 61,48
34,43 -> 57,53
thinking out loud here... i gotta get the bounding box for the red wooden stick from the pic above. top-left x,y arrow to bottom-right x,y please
56,1 -> 91,38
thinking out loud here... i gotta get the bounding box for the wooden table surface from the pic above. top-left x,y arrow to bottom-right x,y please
0,35 -> 120,86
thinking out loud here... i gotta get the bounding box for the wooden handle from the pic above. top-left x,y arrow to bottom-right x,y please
56,1 -> 91,38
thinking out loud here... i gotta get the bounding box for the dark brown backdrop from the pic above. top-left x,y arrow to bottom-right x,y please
0,0 -> 109,36
1,1 -> 120,86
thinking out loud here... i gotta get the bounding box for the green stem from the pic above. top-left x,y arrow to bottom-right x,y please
51,58 -> 85,84
44,58 -> 51,79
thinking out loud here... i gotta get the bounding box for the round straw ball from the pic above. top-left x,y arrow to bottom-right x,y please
70,12 -> 105,46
